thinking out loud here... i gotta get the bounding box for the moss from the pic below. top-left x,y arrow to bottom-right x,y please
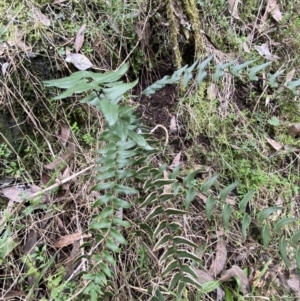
182,0 -> 206,58
167,0 -> 182,69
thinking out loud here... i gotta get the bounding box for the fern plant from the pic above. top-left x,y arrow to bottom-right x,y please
43,64 -> 205,300
43,56 -> 300,300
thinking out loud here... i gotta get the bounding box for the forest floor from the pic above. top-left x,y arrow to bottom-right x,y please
0,0 -> 300,300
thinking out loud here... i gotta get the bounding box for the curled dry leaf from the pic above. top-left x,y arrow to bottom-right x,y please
74,24 -> 86,53
169,115 -> 177,133
228,0 -> 241,20
208,239 -> 227,277
54,232 -> 92,248
254,43 -> 280,61
267,0 -> 283,22
266,137 -> 283,151
221,265 -> 250,294
169,152 -> 181,170
65,53 -> 93,70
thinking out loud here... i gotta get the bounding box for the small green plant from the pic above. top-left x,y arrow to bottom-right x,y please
31,245 -> 47,263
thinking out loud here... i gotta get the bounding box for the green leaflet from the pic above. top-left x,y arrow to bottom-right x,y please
258,207 -> 283,222
239,190 -> 255,213
201,174 -> 219,193
262,224 -> 271,248
219,181 -> 240,202
249,62 -> 272,81
205,195 -> 217,221
100,99 -> 119,126
103,79 -> 138,101
223,204 -> 233,230
279,236 -> 289,268
242,213 -> 251,240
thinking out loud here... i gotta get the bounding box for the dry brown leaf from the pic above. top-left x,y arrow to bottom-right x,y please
1,62 -> 9,76
266,137 -> 283,151
65,53 -> 93,70
41,171 -> 51,185
59,123 -> 70,146
284,68 -> 295,85
228,0 -> 241,19
221,265 -> 250,294
169,152 -> 181,170
74,24 -> 86,53
234,246 -> 255,262
44,148 -> 73,170
65,240 -> 81,279
208,239 -> 227,277
254,43 -> 280,61
169,115 -> 177,133
287,272 -> 300,295
267,0 -> 283,22
242,41 -> 250,53
288,124 -> 300,137
32,8 -> 51,27
2,186 -> 38,203
54,232 -> 92,248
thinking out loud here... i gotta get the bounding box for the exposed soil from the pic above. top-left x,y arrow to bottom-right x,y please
138,85 -> 178,131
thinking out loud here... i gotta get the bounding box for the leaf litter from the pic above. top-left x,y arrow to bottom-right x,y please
54,232 -> 92,248
208,239 -> 227,277
74,24 -> 86,53
220,265 -> 250,294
